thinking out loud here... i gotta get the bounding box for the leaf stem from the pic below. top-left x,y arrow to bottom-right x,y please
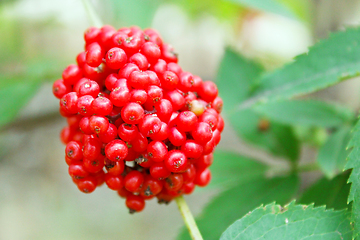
81,0 -> 103,28
175,196 -> 204,240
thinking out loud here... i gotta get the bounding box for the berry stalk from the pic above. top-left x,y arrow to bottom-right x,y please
81,0 -> 102,28
175,196 -> 203,240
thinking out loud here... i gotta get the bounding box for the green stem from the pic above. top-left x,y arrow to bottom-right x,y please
81,0 -> 103,28
175,196 -> 204,240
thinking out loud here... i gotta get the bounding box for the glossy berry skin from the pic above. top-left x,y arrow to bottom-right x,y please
126,195 -> 145,213
150,162 -> 171,179
65,141 -> 83,161
124,170 -> 144,192
177,111 -> 198,132
192,122 -> 213,145
121,102 -> 144,124
77,176 -> 97,193
105,139 -> 128,161
147,141 -> 168,162
165,150 -> 188,173
89,115 -> 109,134
105,174 -> 124,190
164,174 -> 183,191
105,47 -> 127,69
91,96 -> 113,116
54,25 -> 224,211
62,64 -> 82,85
194,168 -> 211,187
53,79 -> 71,99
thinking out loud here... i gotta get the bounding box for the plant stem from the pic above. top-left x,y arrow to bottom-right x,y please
296,162 -> 320,172
81,0 -> 103,28
175,196 -> 204,240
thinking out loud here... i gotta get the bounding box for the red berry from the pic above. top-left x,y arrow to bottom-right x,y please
77,176 -> 97,193
198,81 -> 218,102
83,138 -> 101,160
53,79 -> 71,99
165,150 -> 188,173
78,80 -> 100,97
129,70 -> 149,89
91,96 -> 113,116
105,174 -> 124,190
181,140 -> 204,159
177,111 -> 198,132
140,175 -> 163,197
106,159 -> 125,176
105,47 -> 127,69
129,89 -> 148,104
138,114 -> 161,137
105,139 -> 128,161
77,95 -> 94,116
194,168 -> 211,187
150,162 -> 171,179
154,99 -> 173,122
168,127 -> 186,146
118,123 -> 139,142
69,162 -> 89,179
86,42 -> 104,67
192,122 -> 213,145
161,71 -> 179,90
65,141 -> 83,161
147,141 -> 168,162
164,173 -> 183,191
62,64 -> 83,85
121,102 -> 144,124
83,156 -> 105,173
124,170 -> 144,192
126,195 -> 145,213
110,86 -> 131,107
182,164 -> 196,183
89,115 -> 109,134
129,53 -> 148,71
60,92 -> 78,115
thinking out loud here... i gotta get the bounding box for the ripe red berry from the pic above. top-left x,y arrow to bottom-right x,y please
126,195 -> 145,213
105,139 -> 128,161
177,111 -> 198,132
194,168 -> 211,187
121,102 -> 144,124
89,115 -> 109,134
147,141 -> 168,162
165,150 -> 188,173
77,176 -> 98,193
86,42 -> 104,67
106,47 -> 127,69
62,64 -> 83,85
124,170 -> 144,192
54,25 -> 224,212
192,122 -> 213,145
105,174 -> 124,190
53,79 -> 71,99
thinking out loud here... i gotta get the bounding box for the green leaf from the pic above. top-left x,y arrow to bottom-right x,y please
317,127 -> 352,178
208,150 -> 268,189
217,48 -> 265,112
0,79 -> 40,129
220,201 -> 352,240
345,117 -> 360,238
254,100 -> 354,128
217,49 -> 300,161
239,27 -> 360,110
225,0 -> 296,19
109,0 -> 161,29
299,171 -> 351,210
177,175 -> 299,240
230,109 -> 300,161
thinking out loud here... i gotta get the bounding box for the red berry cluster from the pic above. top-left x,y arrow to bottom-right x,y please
53,25 -> 224,213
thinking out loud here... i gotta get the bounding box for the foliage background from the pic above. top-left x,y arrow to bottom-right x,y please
1,0 -> 360,239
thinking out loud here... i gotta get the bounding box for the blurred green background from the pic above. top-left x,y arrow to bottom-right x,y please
1,0 -> 360,239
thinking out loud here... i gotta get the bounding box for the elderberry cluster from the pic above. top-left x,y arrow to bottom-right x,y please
53,25 -> 224,213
